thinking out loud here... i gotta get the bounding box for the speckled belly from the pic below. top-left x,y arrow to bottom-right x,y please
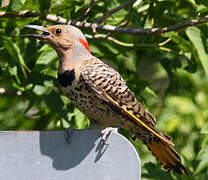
61,81 -> 123,127
60,80 -> 151,143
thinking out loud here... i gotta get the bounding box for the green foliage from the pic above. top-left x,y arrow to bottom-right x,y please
1,0 -> 208,179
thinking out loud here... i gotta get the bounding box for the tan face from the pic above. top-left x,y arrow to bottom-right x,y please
44,25 -> 73,50
22,25 -> 73,51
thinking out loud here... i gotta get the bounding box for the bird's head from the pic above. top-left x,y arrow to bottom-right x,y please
22,25 -> 91,60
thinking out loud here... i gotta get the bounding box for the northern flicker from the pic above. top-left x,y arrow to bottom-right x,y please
22,24 -> 189,175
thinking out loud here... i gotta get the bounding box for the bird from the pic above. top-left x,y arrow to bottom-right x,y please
22,24 -> 189,175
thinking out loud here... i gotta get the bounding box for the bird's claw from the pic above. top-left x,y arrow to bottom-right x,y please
101,127 -> 118,143
65,127 -> 75,143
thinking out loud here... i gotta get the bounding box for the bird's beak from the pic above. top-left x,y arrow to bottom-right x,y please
21,25 -> 50,40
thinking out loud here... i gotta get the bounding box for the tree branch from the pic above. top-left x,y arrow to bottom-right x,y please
85,34 -> 166,49
85,33 -> 134,47
96,0 -> 136,24
0,88 -> 22,96
1,10 -> 208,35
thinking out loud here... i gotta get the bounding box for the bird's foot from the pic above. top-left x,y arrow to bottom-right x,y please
64,127 -> 75,143
101,127 -> 119,142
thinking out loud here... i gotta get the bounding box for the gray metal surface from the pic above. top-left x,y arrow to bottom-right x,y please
0,130 -> 141,180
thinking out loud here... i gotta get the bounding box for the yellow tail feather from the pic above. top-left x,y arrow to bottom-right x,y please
123,108 -> 174,146
147,140 -> 189,175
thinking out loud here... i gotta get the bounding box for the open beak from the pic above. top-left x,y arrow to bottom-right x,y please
22,25 -> 50,40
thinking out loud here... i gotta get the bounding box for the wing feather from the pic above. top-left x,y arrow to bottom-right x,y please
81,58 -> 173,146
101,89 -> 174,146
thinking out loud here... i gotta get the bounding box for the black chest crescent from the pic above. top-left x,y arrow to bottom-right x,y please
58,69 -> 75,87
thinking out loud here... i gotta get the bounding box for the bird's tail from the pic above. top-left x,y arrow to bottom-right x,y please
146,139 -> 189,175
101,90 -> 189,175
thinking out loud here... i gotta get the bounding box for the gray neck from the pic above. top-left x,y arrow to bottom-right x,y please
71,38 -> 93,63
58,39 -> 93,73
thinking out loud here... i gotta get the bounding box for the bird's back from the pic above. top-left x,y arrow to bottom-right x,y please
80,58 -> 156,128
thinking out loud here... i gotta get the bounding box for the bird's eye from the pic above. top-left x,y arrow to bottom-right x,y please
55,28 -> 62,35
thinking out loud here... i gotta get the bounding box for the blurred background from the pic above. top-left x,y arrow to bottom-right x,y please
0,0 -> 208,179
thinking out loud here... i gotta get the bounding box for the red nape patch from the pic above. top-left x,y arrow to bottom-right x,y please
79,38 -> 91,53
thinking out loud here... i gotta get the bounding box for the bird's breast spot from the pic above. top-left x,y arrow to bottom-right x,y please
58,69 -> 75,87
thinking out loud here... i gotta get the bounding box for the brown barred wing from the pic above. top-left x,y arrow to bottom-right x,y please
81,58 -> 156,128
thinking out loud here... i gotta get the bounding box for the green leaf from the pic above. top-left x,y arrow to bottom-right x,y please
199,0 -> 208,6
36,45 -> 57,65
195,144 -> 208,174
9,0 -> 24,11
39,0 -> 51,14
144,87 -> 157,97
34,44 -> 57,73
122,51 -> 137,72
163,31 -> 193,52
32,85 -> 51,96
3,37 -> 30,73
71,108 -> 89,129
8,66 -> 20,84
186,0 -> 196,6
168,96 -> 197,114
201,123 -> 208,134
186,27 -> 208,75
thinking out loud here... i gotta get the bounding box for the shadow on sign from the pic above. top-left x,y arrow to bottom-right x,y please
39,130 -> 106,170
